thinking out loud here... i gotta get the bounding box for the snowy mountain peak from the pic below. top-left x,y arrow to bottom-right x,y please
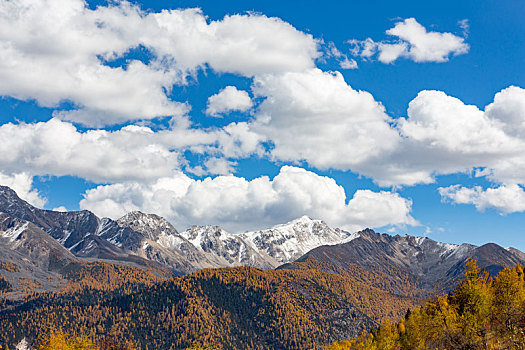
117,211 -> 178,240
242,216 -> 354,263
180,225 -> 232,249
178,225 -> 275,269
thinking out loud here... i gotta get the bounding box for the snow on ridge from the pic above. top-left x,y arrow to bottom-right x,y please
1,222 -> 28,242
58,230 -> 71,244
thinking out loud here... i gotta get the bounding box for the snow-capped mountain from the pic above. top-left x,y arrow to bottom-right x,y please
0,184 -> 360,273
241,215 -> 358,263
117,211 -> 179,241
100,210 -> 356,271
0,185 -> 524,286
179,225 -> 277,269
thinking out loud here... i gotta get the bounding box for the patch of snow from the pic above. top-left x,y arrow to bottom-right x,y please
68,240 -> 82,251
58,230 -> 71,244
1,222 -> 28,242
414,236 -> 427,245
342,231 -> 360,243
436,242 -> 461,257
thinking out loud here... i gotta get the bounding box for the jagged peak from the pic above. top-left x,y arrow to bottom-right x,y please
118,211 -> 171,225
117,210 -> 178,237
358,228 -> 377,235
0,184 -> 15,193
118,210 -> 152,221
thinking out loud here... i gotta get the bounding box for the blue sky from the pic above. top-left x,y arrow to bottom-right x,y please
0,0 -> 524,250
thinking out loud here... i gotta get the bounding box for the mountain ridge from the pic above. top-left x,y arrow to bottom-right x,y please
0,185 -> 362,275
280,228 -> 525,296
1,184 -> 524,299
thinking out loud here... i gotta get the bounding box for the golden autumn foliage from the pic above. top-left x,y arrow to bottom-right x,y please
60,261 -> 167,293
185,344 -> 217,350
325,261 -> 525,350
32,329 -> 137,350
287,257 -> 427,297
38,329 -> 98,350
0,266 -> 420,350
0,275 -> 11,294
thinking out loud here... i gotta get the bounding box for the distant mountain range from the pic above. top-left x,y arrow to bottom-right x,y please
0,184 -> 524,298
1,184 -> 524,349
0,185 -> 355,278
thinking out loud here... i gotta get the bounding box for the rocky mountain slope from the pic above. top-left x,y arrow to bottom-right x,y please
281,228 -> 525,295
1,184 -> 524,299
0,186 -> 356,275
0,212 -> 77,296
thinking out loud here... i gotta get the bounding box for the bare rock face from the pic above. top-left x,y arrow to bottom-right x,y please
0,213 -> 78,270
281,229 -> 525,295
0,213 -> 78,296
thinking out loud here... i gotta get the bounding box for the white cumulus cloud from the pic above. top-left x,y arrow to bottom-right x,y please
206,86 -> 253,117
349,18 -> 469,64
439,184 -> 525,214
251,68 -> 400,170
80,166 -> 416,232
0,117 -> 265,183
389,87 -> 525,187
0,0 -> 320,126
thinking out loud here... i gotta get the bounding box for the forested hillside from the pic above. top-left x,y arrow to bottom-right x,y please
326,261 -> 525,350
0,266 -> 419,349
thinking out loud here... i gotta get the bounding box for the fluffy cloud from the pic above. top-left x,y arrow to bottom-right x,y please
0,172 -> 46,207
206,86 -> 253,117
251,68 -> 400,170
385,18 -> 469,62
349,18 -> 469,64
150,10 -> 320,76
2,79 -> 525,203
439,184 -> 525,214
0,0 -> 185,126
485,86 -> 525,138
0,117 -> 263,182
80,166 -> 416,232
1,1 -> 523,221
399,90 -> 515,154
346,86 -> 525,187
0,0 -> 319,126
390,88 -> 525,186
246,77 -> 525,189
